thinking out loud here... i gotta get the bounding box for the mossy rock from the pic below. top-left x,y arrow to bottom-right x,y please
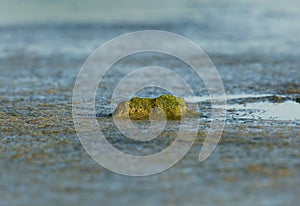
113,94 -> 192,120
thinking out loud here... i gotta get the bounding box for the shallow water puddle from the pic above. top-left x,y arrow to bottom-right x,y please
227,101 -> 300,121
185,94 -> 300,121
185,94 -> 286,103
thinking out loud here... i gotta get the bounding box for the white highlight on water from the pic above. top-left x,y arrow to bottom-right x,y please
185,94 -> 300,121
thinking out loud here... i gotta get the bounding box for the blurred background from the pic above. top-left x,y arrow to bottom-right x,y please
1,0 -> 300,206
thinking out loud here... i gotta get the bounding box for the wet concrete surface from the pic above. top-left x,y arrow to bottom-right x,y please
1,0 -> 300,205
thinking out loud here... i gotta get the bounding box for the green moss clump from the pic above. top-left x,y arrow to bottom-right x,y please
113,94 -> 188,120
155,95 -> 186,120
129,97 -> 156,120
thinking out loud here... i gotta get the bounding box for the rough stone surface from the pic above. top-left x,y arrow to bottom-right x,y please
113,94 -> 187,120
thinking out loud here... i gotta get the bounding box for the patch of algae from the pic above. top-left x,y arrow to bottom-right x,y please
113,94 -> 200,120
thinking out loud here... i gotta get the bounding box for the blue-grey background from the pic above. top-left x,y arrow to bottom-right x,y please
0,0 -> 300,206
